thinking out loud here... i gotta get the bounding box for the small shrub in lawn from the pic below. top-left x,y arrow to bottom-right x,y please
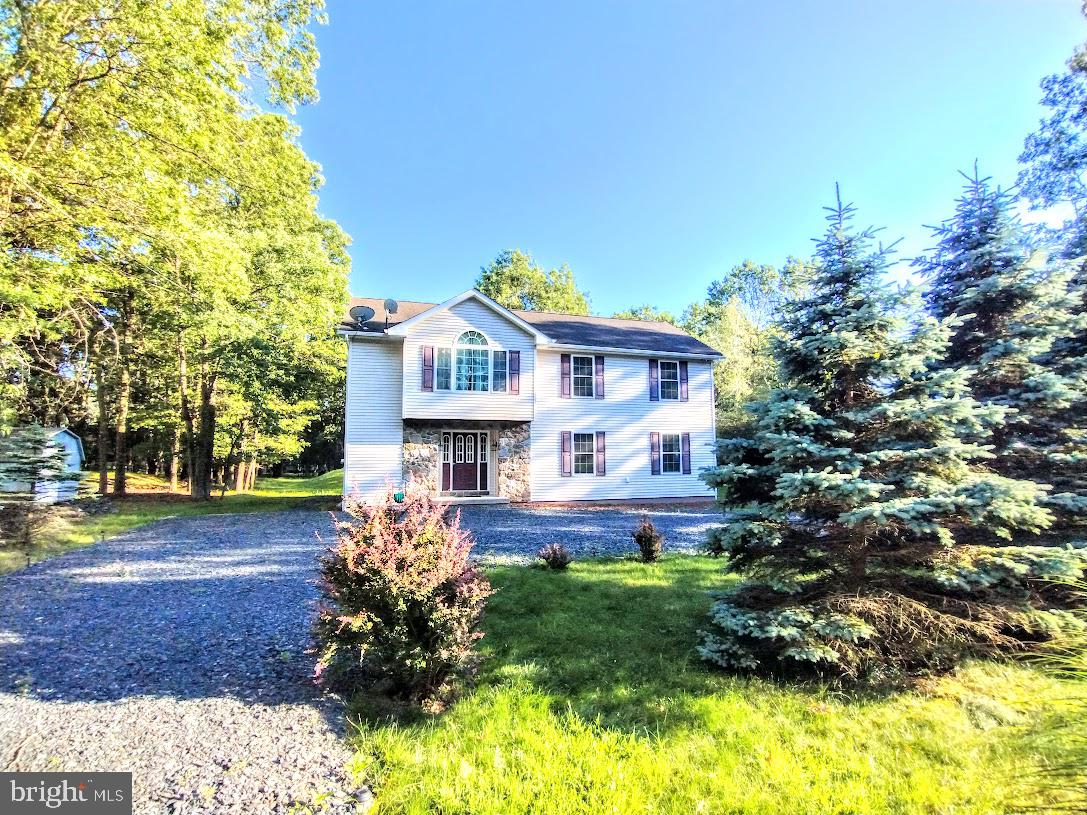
632,515 -> 663,562
538,543 -> 573,570
313,484 -> 492,707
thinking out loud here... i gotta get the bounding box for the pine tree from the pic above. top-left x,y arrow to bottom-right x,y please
0,425 -> 71,564
916,171 -> 1087,517
700,190 -> 1082,679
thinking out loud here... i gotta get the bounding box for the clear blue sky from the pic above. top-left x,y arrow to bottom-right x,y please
293,1 -> 1084,317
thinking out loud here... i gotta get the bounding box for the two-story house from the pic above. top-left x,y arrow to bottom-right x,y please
339,289 -> 721,503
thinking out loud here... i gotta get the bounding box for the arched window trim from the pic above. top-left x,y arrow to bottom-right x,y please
455,330 -> 489,347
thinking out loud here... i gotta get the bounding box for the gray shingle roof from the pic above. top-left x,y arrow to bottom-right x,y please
341,295 -> 721,357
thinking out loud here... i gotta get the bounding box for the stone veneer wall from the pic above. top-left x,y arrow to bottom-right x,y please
402,424 -> 441,493
401,421 -> 531,502
495,423 -> 531,502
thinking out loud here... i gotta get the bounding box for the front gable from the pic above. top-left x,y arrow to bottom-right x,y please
399,292 -> 537,421
387,289 -> 548,343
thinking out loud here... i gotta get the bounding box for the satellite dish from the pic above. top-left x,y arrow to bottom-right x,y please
350,305 -> 376,325
383,298 -> 399,315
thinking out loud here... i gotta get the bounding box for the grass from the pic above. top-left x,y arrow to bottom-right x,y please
0,468 -> 343,575
347,556 -> 1087,815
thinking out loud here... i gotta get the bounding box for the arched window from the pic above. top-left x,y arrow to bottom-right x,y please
456,330 -> 486,345
455,331 -> 490,390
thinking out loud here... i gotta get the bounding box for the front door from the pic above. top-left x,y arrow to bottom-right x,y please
443,431 -> 489,492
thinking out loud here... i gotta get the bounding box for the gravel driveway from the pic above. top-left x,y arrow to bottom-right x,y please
0,503 -> 721,813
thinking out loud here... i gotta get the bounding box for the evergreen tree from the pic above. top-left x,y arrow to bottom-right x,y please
917,171 -> 1087,516
0,425 -> 71,564
700,191 -> 1081,679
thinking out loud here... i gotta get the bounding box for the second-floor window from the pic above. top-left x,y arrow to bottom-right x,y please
436,348 -> 452,390
427,333 -> 517,394
455,331 -> 489,391
659,361 -> 680,400
493,350 -> 507,392
572,355 -> 595,397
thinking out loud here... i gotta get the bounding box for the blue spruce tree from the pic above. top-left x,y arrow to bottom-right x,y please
918,171 -> 1087,518
700,190 -> 1083,679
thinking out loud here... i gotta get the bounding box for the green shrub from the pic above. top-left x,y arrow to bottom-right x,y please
313,485 -> 493,707
537,543 -> 573,570
632,515 -> 663,563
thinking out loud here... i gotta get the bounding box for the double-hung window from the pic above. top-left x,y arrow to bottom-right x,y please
436,348 -> 452,390
659,361 -> 680,400
573,432 -> 595,474
572,355 -> 595,397
492,350 -> 507,392
660,433 -> 681,473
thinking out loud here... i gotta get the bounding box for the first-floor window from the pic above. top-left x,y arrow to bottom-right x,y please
436,348 -> 451,390
492,350 -> 507,392
661,433 -> 681,473
573,432 -> 595,474
442,433 -> 451,463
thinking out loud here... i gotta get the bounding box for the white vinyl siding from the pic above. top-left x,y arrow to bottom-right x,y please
402,299 -> 534,421
531,350 -> 715,501
343,338 -> 404,501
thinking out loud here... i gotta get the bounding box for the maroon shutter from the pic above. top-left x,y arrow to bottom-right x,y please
595,431 -> 606,476
422,345 -> 434,391
560,431 -> 572,477
650,432 -> 661,475
560,354 -> 571,398
681,432 -> 692,474
509,350 -> 520,394
649,359 -> 659,401
679,361 -> 689,401
594,355 -> 605,399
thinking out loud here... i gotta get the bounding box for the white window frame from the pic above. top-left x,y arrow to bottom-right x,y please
492,350 -> 507,392
572,431 -> 595,475
660,433 -> 681,474
436,348 -> 452,391
659,360 -> 680,401
572,355 -> 595,398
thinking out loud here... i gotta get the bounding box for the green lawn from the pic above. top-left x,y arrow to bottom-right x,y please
348,556 -> 1084,815
0,469 -> 343,575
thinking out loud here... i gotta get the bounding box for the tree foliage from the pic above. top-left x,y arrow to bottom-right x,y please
611,304 -> 678,325
701,192 -> 1081,680
918,171 -> 1087,516
475,249 -> 590,314
0,1 -> 348,498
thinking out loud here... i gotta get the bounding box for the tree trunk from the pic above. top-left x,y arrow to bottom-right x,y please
112,295 -> 131,497
246,457 -> 257,492
168,425 -> 180,492
190,357 -> 217,501
94,354 -> 109,496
